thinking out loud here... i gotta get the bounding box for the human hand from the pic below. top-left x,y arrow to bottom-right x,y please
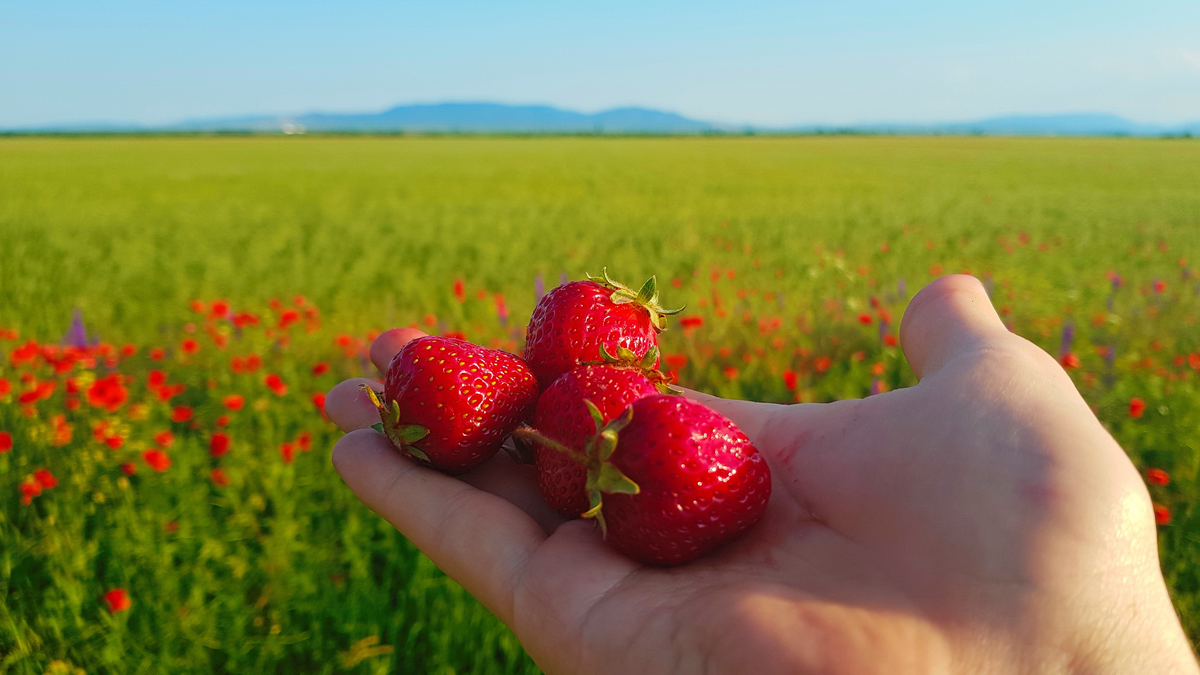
325,276 -> 1197,675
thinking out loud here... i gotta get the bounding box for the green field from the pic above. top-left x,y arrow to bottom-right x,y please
2,136 -> 1199,673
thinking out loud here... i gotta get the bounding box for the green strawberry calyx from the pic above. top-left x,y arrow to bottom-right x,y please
510,400 -> 641,535
578,401 -> 639,535
582,344 -> 683,395
587,268 -> 685,332
362,385 -> 432,464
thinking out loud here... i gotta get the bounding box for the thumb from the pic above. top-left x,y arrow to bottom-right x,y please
899,275 -> 1010,380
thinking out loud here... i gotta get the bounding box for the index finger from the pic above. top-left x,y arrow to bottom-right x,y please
332,429 -> 546,625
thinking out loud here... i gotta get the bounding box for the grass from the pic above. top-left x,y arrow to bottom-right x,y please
1,135 -> 1198,673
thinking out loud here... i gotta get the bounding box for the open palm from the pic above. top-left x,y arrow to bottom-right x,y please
325,276 -> 1195,675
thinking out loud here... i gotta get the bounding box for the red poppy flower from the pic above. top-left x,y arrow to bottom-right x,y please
814,356 -> 832,374
120,344 -> 136,357
722,366 -> 739,380
664,354 -> 688,369
104,436 -> 124,450
1129,398 -> 1146,419
1147,469 -> 1170,486
121,462 -> 137,476
232,312 -> 260,328
1060,352 -> 1081,370
223,395 -> 245,412
280,442 -> 295,464
334,334 -> 354,348
0,378 -> 11,396
181,338 -> 199,355
1154,503 -> 1171,525
19,478 -> 42,505
149,347 -> 166,361
296,431 -> 312,452
679,316 -> 704,329
154,430 -> 175,448
10,341 -> 39,367
210,467 -> 230,488
34,380 -> 56,401
0,431 -> 11,453
171,406 -> 193,423
264,374 -> 287,396
210,433 -> 231,458
453,279 -> 466,303
210,299 -> 230,318
103,588 -> 132,613
311,362 -> 330,376
857,313 -> 873,325
34,468 -> 57,489
190,300 -> 207,313
143,449 -> 171,472
312,392 -> 326,414
782,370 -> 798,391
85,374 -> 129,413
278,309 -> 301,330
215,415 -> 230,428
50,415 -> 72,446
148,370 -> 167,388
244,354 -> 262,373
164,520 -> 179,534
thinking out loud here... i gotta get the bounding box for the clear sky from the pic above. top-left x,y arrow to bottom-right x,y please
3,0 -> 1199,128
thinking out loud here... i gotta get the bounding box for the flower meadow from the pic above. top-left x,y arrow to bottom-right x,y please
1,135 -> 1199,673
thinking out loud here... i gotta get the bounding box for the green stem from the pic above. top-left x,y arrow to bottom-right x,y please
510,427 -> 588,465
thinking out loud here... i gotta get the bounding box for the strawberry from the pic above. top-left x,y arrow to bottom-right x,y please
523,269 -> 683,389
365,336 -> 538,474
529,346 -> 675,517
521,394 -> 771,566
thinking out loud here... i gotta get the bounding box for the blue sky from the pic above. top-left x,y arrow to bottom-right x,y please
3,0 -> 1199,127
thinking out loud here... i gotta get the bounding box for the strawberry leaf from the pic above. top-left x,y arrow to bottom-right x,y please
584,399 -> 606,433
395,424 -> 429,444
596,463 -> 639,495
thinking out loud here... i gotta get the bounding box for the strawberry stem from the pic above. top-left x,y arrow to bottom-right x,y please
511,427 -> 588,465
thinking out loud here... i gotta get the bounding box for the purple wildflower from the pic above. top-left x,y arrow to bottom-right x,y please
1059,320 -> 1075,358
62,308 -> 89,348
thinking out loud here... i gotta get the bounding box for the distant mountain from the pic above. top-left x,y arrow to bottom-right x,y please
166,102 -> 716,134
6,103 -> 1198,136
793,113 -> 1200,137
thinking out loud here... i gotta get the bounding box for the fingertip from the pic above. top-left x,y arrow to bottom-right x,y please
326,378 -> 384,432
899,275 -> 1007,379
370,328 -> 427,375
331,427 -> 396,485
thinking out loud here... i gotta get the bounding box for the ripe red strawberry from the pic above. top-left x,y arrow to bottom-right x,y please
530,347 -> 675,517
365,336 -> 538,474
523,269 -> 683,389
588,395 -> 771,566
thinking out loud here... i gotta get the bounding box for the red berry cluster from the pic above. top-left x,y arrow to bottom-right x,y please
369,270 -> 771,566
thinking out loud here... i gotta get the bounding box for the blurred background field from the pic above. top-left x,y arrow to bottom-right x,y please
1,135 -> 1199,673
